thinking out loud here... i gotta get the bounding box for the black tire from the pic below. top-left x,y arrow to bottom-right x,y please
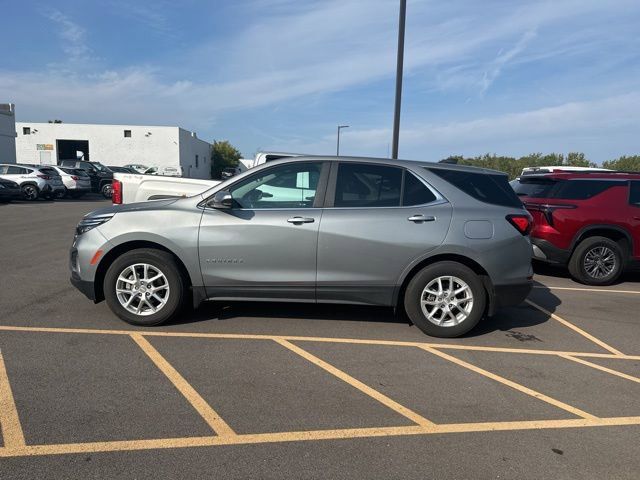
101,182 -> 113,199
568,236 -> 624,286
404,261 -> 486,338
21,184 -> 39,201
104,248 -> 186,326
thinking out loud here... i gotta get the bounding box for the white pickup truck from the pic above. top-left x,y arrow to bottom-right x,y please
112,173 -> 219,204
112,151 -> 305,204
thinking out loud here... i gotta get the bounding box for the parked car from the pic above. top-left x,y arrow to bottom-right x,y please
70,156 -> 533,337
123,164 -> 149,174
521,166 -> 612,176
221,166 -> 242,179
0,163 -> 65,200
111,172 -> 219,204
512,172 -> 640,285
107,166 -> 136,174
143,166 -> 182,177
44,166 -> 92,198
0,178 -> 22,202
58,160 -> 114,198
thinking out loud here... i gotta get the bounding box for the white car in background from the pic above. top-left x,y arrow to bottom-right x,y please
45,166 -> 92,198
123,164 -> 149,174
144,166 -> 183,177
0,163 -> 65,200
520,166 -> 612,175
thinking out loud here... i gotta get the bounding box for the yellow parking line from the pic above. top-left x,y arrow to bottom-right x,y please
1,324 -> 639,361
419,346 -> 598,419
274,338 -> 436,428
2,416 -> 640,458
130,334 -> 236,437
525,299 -> 624,356
534,285 -> 640,295
559,355 -> 640,384
0,351 -> 26,448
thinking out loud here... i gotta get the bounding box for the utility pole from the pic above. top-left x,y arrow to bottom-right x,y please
336,125 -> 349,155
391,0 -> 406,159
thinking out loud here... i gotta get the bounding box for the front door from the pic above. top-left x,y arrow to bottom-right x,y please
199,161 -> 327,301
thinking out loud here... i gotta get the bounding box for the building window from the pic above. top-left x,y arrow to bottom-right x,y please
195,155 -> 199,168
23,127 -> 31,135
124,130 -> 132,138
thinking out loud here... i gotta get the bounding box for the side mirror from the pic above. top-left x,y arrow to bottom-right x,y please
210,190 -> 233,209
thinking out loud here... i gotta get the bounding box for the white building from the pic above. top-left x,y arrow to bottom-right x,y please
15,122 -> 212,179
0,103 -> 17,163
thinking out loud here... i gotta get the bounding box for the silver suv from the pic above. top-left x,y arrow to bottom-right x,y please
0,163 -> 65,200
70,157 -> 533,337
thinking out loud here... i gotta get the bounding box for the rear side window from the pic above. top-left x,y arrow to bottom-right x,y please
551,180 -> 621,200
335,163 -> 402,207
630,181 -> 640,206
428,168 -> 521,207
403,172 -> 437,206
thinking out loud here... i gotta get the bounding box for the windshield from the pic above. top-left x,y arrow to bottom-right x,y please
512,178 -> 558,197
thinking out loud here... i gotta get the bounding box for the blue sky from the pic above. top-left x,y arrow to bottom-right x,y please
2,0 -> 640,162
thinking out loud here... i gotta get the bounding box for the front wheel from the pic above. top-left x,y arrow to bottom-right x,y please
104,249 -> 186,326
568,236 -> 623,286
404,261 -> 486,338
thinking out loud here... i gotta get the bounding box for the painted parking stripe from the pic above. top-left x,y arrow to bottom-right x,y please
274,338 -> 436,428
131,334 -> 236,437
418,346 -> 598,419
2,417 -> 640,458
534,285 -> 640,295
525,299 -> 624,356
559,355 -> 640,384
1,325 -> 639,361
0,351 -> 25,448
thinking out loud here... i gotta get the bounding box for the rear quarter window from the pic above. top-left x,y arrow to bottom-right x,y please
428,168 -> 521,208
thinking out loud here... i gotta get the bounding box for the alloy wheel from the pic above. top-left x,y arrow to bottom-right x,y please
115,263 -> 170,316
22,185 -> 38,200
420,276 -> 474,327
583,246 -> 616,279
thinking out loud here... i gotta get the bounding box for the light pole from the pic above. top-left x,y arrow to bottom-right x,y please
336,125 -> 349,156
391,0 -> 406,159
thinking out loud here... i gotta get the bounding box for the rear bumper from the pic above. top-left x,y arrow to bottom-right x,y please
493,281 -> 533,309
531,238 -> 570,264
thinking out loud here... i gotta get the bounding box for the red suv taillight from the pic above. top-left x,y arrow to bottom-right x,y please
506,214 -> 532,235
112,179 -> 122,204
523,203 -> 577,227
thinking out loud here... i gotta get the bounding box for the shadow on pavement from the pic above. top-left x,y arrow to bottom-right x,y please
167,284 -> 564,339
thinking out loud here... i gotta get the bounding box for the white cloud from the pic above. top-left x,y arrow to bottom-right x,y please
41,8 -> 91,61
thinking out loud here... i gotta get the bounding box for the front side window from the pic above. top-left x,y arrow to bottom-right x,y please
630,181 -> 640,207
334,163 -> 402,207
6,166 -> 26,174
229,162 -> 323,209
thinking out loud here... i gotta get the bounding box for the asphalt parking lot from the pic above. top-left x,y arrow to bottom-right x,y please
0,198 -> 639,479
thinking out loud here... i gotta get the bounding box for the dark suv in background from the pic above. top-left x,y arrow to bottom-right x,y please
59,160 -> 114,198
513,172 -> 640,285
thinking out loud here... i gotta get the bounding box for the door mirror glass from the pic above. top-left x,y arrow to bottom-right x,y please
210,190 -> 233,209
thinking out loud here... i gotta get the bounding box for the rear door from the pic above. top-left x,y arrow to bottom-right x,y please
316,162 -> 452,305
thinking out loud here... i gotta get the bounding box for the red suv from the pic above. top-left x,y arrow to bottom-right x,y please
512,172 -> 640,285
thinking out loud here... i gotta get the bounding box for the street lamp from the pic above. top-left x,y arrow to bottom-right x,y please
391,0 -> 407,159
336,125 -> 349,156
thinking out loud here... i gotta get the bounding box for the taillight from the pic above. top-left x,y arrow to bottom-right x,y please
112,179 -> 122,204
524,203 -> 576,227
71,175 -> 79,181
37,174 -> 51,180
506,214 -> 532,235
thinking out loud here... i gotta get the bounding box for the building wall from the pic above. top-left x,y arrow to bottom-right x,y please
178,128 -> 212,179
0,104 -> 17,164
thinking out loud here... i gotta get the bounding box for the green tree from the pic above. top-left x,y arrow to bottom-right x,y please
602,155 -> 640,171
211,140 -> 242,179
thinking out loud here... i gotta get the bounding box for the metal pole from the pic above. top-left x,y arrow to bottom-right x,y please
336,125 -> 349,156
391,0 -> 406,159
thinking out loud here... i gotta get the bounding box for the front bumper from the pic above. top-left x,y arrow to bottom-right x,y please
531,238 -> 570,264
0,188 -> 22,199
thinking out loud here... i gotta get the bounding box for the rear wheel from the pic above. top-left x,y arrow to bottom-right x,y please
21,184 -> 39,201
104,249 -> 186,326
101,182 -> 112,198
404,261 -> 486,338
568,236 -> 623,285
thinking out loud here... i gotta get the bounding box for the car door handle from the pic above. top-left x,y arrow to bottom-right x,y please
287,216 -> 315,224
408,215 -> 435,223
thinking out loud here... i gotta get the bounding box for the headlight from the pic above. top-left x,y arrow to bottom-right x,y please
76,213 -> 115,235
